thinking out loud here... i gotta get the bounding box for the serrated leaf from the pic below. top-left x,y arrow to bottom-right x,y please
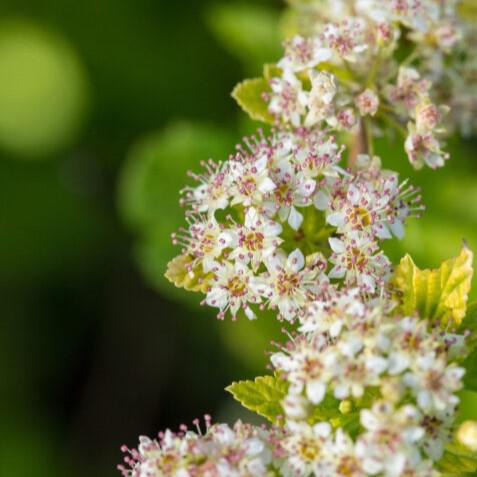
392,246 -> 474,325
231,78 -> 274,124
164,254 -> 212,293
226,375 -> 288,423
437,443 -> 477,474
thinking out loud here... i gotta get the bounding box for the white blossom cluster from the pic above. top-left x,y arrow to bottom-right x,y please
121,2 -> 477,477
171,129 -> 422,321
270,288 -> 466,477
118,418 -> 276,477
267,0 -> 477,167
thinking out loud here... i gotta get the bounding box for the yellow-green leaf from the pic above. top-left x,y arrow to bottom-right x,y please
437,443 -> 477,474
459,1 -> 477,21
231,78 -> 274,124
392,246 -> 474,325
226,375 -> 288,424
164,254 -> 212,293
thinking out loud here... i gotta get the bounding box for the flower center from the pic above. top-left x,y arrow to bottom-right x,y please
298,438 -> 321,461
241,231 -> 265,252
349,206 -> 372,228
276,270 -> 301,296
227,275 -> 248,297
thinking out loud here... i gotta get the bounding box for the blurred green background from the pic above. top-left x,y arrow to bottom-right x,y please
0,1 -> 476,476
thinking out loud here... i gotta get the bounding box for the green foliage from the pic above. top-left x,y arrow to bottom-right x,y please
206,3 -> 281,74
226,375 -> 289,424
231,78 -> 274,125
392,246 -> 474,325
459,302 -> 477,339
459,1 -> 477,21
118,121 -> 234,303
308,393 -> 341,425
0,20 -> 89,158
437,443 -> 477,475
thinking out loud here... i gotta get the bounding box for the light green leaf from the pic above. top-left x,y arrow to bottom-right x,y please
437,443 -> 477,474
164,254 -> 212,294
392,246 -> 474,325
459,1 -> 477,21
231,78 -> 274,124
226,375 -> 288,424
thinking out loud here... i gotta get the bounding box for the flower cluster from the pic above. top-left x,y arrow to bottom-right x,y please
266,6 -> 457,168
119,1 -> 477,477
170,128 -> 422,321
119,418 -> 276,477
270,289 -> 466,476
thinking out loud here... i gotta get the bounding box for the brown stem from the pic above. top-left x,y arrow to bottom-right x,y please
348,120 -> 369,171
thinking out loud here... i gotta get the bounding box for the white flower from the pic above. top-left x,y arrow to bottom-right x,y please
305,71 -> 337,127
229,154 -> 276,207
268,158 -> 316,230
120,420 -> 274,477
205,260 -> 262,320
300,287 -> 365,337
326,428 -> 365,477
322,19 -> 369,62
293,133 -> 343,180
269,71 -> 308,127
356,401 -> 424,477
330,338 -> 388,399
229,207 -> 283,270
386,317 -> 437,375
261,249 -> 327,321
404,355 -> 464,413
282,421 -> 333,477
172,215 -> 235,272
405,124 -> 449,169
355,89 -> 379,117
279,35 -> 332,72
328,232 -> 391,292
181,160 -> 232,214
271,333 -> 330,404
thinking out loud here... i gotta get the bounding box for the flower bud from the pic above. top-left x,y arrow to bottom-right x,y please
457,421 -> 477,451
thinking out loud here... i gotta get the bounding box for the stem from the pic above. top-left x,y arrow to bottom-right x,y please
400,47 -> 419,68
365,118 -> 375,157
366,53 -> 381,88
348,120 -> 369,170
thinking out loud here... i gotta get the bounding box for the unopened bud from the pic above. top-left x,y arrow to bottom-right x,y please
339,400 -> 352,414
457,421 -> 477,451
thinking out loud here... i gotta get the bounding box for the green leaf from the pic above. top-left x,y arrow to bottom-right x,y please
164,254 -> 212,294
309,393 -> 341,425
437,443 -> 477,474
459,303 -> 477,341
459,1 -> 477,21
226,375 -> 288,424
392,246 -> 474,326
231,78 -> 274,124
117,121 -> 234,301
